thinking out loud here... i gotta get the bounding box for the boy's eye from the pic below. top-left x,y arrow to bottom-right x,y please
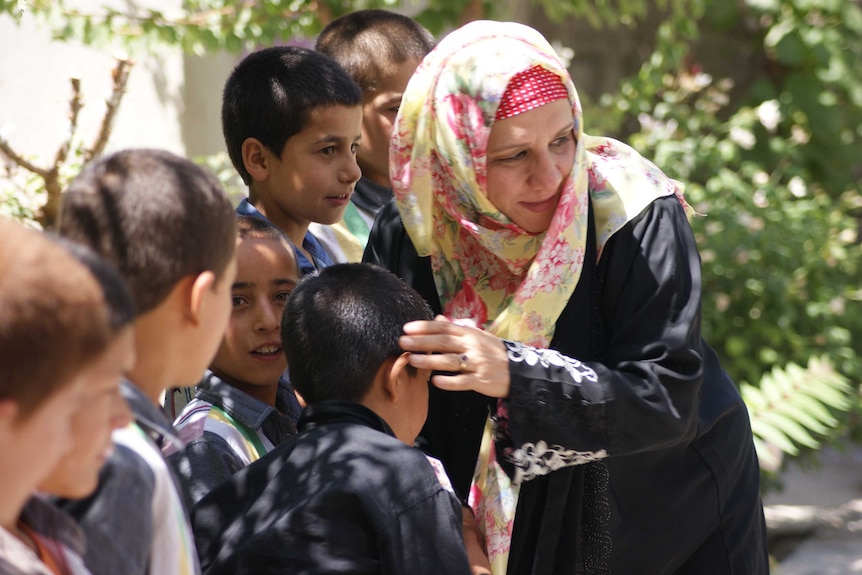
274,291 -> 292,303
350,142 -> 359,154
231,295 -> 247,307
321,146 -> 336,156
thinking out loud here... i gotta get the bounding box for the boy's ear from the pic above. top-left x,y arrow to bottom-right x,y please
381,353 -> 413,404
0,399 -> 20,430
186,271 -> 217,326
242,138 -> 270,182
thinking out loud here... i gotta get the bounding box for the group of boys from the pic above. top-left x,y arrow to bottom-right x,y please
0,9 -> 480,575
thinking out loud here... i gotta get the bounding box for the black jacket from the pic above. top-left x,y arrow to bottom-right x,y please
192,401 -> 472,575
364,195 -> 769,575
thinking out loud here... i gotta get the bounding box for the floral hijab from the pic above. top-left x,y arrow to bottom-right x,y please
391,20 -> 686,348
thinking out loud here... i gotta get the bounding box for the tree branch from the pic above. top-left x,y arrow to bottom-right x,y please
85,58 -> 133,161
52,76 -> 83,169
458,0 -> 486,25
0,138 -> 50,179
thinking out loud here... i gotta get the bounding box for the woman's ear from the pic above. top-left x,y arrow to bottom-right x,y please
242,138 -> 270,182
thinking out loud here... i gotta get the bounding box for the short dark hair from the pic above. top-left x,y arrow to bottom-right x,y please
282,263 -> 432,404
236,215 -> 297,272
58,149 -> 237,315
55,237 -> 136,332
221,46 -> 362,185
316,10 -> 434,95
0,219 -> 111,417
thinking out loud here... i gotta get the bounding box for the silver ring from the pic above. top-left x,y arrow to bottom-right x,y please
458,353 -> 469,372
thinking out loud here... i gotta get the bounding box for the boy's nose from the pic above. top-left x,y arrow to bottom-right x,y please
255,303 -> 281,332
341,156 -> 362,184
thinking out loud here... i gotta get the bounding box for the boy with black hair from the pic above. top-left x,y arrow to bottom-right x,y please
164,215 -> 302,509
0,218 -> 113,575
222,45 -> 363,274
310,9 -> 435,262
193,263 -> 471,575
57,148 -> 238,575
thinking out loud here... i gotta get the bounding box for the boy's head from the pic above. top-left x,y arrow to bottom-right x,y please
58,148 -> 238,393
282,263 -> 433,443
58,148 -> 237,315
316,10 -> 434,187
0,219 -> 112,502
40,240 -> 136,498
211,216 -> 298,394
222,47 -> 363,236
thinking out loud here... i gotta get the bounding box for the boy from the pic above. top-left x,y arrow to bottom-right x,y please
0,219 -> 112,574
309,9 -> 435,262
164,215 -> 302,509
57,148 -> 238,575
193,264 -> 471,575
222,45 -> 363,274
20,240 -> 136,574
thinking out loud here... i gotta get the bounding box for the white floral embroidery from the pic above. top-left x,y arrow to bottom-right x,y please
509,441 -> 608,484
505,341 -> 598,384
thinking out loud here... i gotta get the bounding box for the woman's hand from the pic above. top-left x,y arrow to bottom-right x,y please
399,315 -> 511,398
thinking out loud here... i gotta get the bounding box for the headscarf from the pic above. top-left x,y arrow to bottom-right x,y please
391,20 -> 686,348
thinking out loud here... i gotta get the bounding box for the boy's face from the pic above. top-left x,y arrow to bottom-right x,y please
258,104 -> 363,231
211,237 -> 298,388
359,58 -> 423,188
1,376 -> 86,498
402,366 -> 431,445
39,328 -> 135,498
181,255 -> 238,387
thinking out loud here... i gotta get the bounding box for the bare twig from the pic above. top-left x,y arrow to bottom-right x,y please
85,58 -> 133,161
458,0 -> 486,25
52,76 -> 83,169
0,58 -> 132,228
0,138 -> 50,179
315,0 -> 333,28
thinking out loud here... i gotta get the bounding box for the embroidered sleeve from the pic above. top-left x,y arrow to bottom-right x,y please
497,198 -> 707,484
498,341 -> 608,483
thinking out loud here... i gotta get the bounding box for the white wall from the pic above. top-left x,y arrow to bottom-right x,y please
0,2 -> 193,165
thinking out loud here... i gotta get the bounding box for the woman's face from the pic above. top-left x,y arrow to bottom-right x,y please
485,99 -> 576,234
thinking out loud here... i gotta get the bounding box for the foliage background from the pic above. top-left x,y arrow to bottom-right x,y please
1,0 -> 860,478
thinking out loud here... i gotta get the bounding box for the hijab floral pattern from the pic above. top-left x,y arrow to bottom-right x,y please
390,20 -> 689,573
391,20 -> 687,350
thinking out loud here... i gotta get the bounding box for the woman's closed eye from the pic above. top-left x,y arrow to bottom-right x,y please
494,150 -> 528,164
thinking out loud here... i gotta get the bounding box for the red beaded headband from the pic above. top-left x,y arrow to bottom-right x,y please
495,65 -> 569,121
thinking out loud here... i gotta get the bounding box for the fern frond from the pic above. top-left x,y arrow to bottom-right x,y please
741,356 -> 854,472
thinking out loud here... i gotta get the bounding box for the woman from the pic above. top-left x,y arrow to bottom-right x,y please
364,20 -> 769,575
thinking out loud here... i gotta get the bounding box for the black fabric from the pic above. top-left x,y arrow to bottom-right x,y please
364,199 -> 496,501
351,176 -> 393,215
363,196 -> 769,574
191,401 -> 472,575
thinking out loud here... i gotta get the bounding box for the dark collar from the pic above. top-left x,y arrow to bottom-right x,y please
298,401 -> 395,438
352,177 -> 393,214
196,371 -> 298,435
120,379 -> 183,447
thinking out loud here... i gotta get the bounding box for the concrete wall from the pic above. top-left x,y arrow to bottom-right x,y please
0,0 -> 238,167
